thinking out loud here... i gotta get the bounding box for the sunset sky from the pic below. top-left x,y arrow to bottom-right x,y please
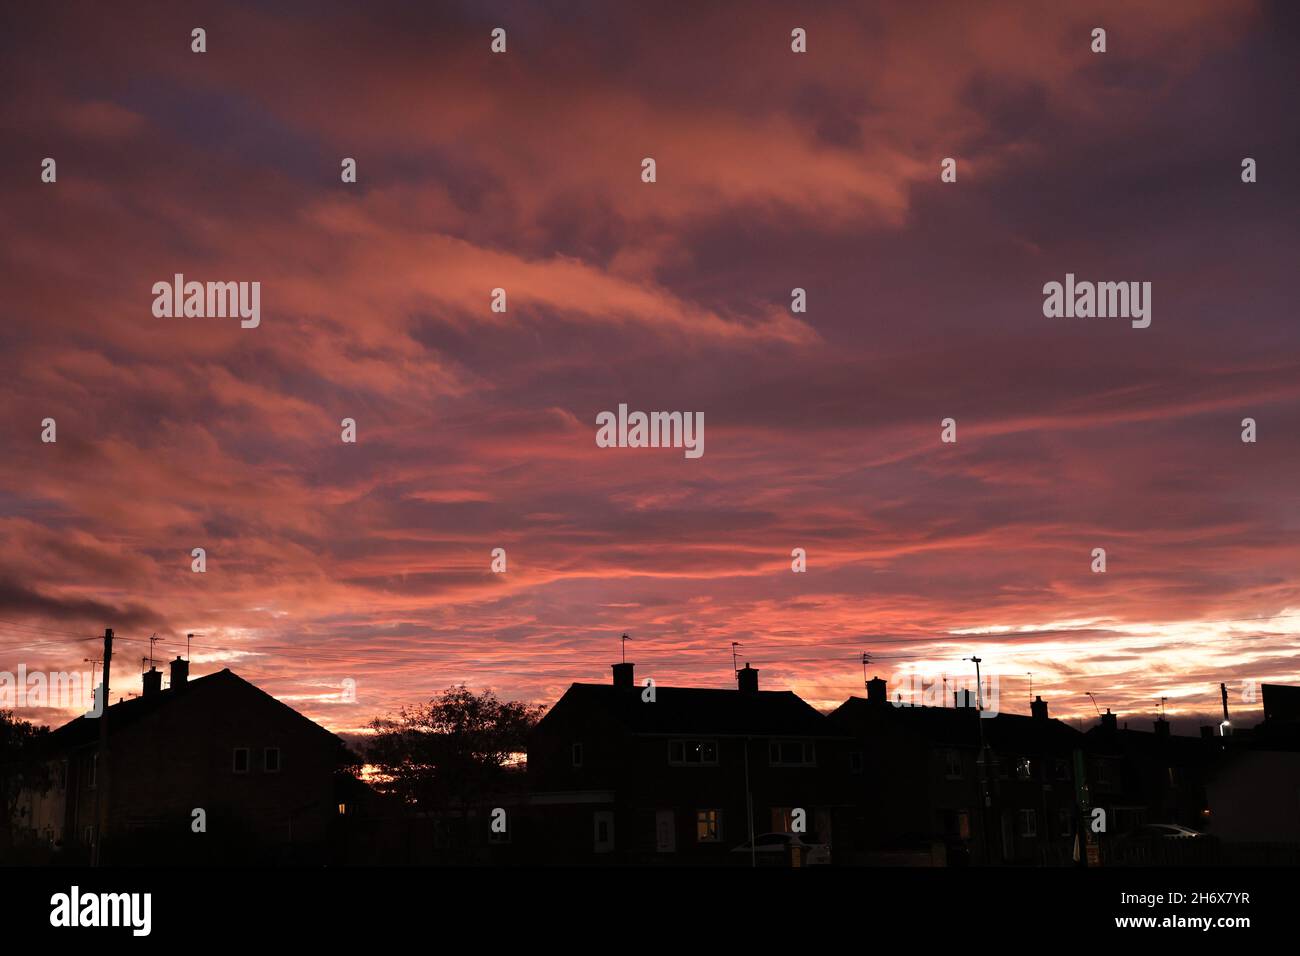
2,1 -> 1298,737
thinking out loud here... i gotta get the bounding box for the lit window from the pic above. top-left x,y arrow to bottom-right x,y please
696,810 -> 722,843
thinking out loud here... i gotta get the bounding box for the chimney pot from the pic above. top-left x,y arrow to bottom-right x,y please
170,656 -> 189,692
611,662 -> 635,689
142,666 -> 162,698
737,663 -> 759,694
1099,708 -> 1117,732
1154,717 -> 1170,737
866,676 -> 887,706
1031,695 -> 1048,720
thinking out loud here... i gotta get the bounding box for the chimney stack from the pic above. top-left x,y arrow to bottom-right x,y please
611,662 -> 635,689
142,666 -> 162,698
1154,717 -> 1171,737
1031,695 -> 1048,720
170,656 -> 189,692
866,676 -> 887,707
1099,708 -> 1117,732
737,663 -> 759,694
954,689 -> 977,709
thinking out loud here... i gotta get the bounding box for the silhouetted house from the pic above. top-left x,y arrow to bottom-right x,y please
524,662 -> 849,863
831,680 -> 1083,865
14,661 -> 360,864
1083,710 -> 1211,839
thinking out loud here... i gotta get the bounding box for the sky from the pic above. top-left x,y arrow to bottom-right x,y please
1,0 -> 1298,737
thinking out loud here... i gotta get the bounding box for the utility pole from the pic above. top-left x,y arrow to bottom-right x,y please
964,655 -> 992,862
743,736 -> 755,868
92,627 -> 112,866
963,656 -> 984,711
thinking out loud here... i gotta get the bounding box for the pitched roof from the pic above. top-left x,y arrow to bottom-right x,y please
831,696 -> 1083,750
45,668 -> 345,752
539,683 -> 837,737
1083,724 -> 1214,758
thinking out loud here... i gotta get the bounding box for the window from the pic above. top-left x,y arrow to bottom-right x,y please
945,809 -> 971,840
1092,758 -> 1120,789
83,826 -> 95,847
1167,766 -> 1180,787
264,747 -> 281,773
572,742 -> 584,767
943,749 -> 963,779
668,739 -> 718,766
1058,807 -> 1074,837
1018,809 -> 1037,838
768,740 -> 816,767
593,811 -> 615,853
655,810 -> 676,853
1054,759 -> 1071,781
696,809 -> 722,843
1015,757 -> 1035,781
233,747 -> 250,774
849,751 -> 864,774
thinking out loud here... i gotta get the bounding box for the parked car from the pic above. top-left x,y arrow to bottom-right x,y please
1127,823 -> 1204,840
730,832 -> 831,865
1107,822 -> 1216,862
